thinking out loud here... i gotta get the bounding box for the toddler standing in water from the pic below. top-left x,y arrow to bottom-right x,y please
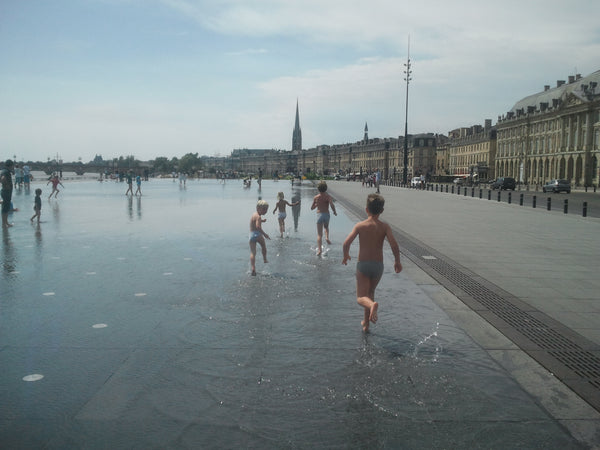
249,200 -> 270,275
342,193 -> 402,332
30,188 -> 42,223
273,192 -> 299,238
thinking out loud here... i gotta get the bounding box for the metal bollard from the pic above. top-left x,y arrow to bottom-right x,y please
479,188 -> 482,199
497,191 -> 501,202
464,187 -> 467,196
533,195 -> 537,208
508,192 -> 512,204
547,197 -> 551,211
563,199 -> 568,214
488,190 -> 491,200
446,185 -> 449,193
519,193 -> 523,206
457,186 -> 461,195
583,201 -> 588,217
451,185 -> 454,194
471,187 -> 474,197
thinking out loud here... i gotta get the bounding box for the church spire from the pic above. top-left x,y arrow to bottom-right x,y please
364,122 -> 368,142
292,99 -> 302,151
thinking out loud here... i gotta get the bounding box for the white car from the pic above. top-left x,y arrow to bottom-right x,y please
411,177 -> 421,187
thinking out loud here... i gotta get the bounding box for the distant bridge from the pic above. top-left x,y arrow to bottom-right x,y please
25,162 -> 147,176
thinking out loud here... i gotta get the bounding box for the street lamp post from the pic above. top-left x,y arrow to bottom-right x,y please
402,36 -> 412,186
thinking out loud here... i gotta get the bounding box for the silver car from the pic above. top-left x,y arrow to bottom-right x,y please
542,179 -> 571,193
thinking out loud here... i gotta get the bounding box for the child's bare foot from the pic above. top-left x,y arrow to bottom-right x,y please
370,302 -> 378,323
251,270 -> 256,276
326,238 -> 332,245
263,258 -> 268,263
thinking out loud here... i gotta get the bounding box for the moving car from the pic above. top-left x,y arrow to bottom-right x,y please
453,177 -> 465,185
542,179 -> 571,193
490,177 -> 516,190
411,177 -> 422,187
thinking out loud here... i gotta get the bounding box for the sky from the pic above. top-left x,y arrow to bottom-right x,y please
1,0 -> 599,163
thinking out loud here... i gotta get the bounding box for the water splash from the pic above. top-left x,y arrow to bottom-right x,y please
412,322 -> 441,362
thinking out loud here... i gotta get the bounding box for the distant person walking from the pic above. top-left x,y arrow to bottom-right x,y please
375,168 -> 381,193
23,164 -> 31,188
47,174 -> 64,199
311,181 -> 337,256
135,174 -> 142,196
272,192 -> 299,238
249,199 -> 270,275
125,171 -> 133,196
1,159 -> 14,228
342,193 -> 402,332
30,188 -> 42,223
14,165 -> 23,188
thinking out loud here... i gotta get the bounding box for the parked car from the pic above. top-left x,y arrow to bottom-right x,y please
411,177 -> 422,187
453,177 -> 465,185
490,177 -> 516,190
542,179 -> 571,193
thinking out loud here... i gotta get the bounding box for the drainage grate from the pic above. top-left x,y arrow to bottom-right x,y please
337,195 -> 600,412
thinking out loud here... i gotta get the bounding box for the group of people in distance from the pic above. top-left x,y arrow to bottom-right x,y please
249,180 -> 402,332
1,159 -> 64,227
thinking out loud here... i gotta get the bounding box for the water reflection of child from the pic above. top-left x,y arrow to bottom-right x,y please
273,192 -> 299,238
30,188 -> 42,223
342,194 -> 402,332
249,200 -> 270,275
310,181 -> 337,256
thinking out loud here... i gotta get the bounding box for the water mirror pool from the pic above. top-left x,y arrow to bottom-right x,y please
1,178 -> 579,448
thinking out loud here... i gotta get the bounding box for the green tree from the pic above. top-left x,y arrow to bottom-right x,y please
178,153 -> 202,175
152,157 -> 173,174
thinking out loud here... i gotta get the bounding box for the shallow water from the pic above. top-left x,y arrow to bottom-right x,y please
0,179 -> 581,448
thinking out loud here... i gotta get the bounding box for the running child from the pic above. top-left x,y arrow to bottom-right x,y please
342,193 -> 402,332
47,175 -> 64,199
30,188 -> 42,223
310,181 -> 337,256
249,199 -> 270,275
273,192 -> 299,238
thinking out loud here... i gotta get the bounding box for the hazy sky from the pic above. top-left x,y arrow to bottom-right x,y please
1,0 -> 599,163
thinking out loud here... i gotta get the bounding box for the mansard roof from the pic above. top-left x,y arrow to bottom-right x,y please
507,69 -> 600,115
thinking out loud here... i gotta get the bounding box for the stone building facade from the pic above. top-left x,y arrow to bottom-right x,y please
447,120 -> 496,181
495,70 -> 600,187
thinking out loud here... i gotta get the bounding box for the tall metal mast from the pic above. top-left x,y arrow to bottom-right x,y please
402,36 -> 412,185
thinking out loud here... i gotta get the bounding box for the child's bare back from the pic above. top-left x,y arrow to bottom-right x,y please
311,192 -> 333,213
342,193 -> 402,332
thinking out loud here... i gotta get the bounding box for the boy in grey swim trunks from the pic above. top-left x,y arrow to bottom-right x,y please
249,199 -> 270,275
311,181 -> 337,256
342,193 -> 402,332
